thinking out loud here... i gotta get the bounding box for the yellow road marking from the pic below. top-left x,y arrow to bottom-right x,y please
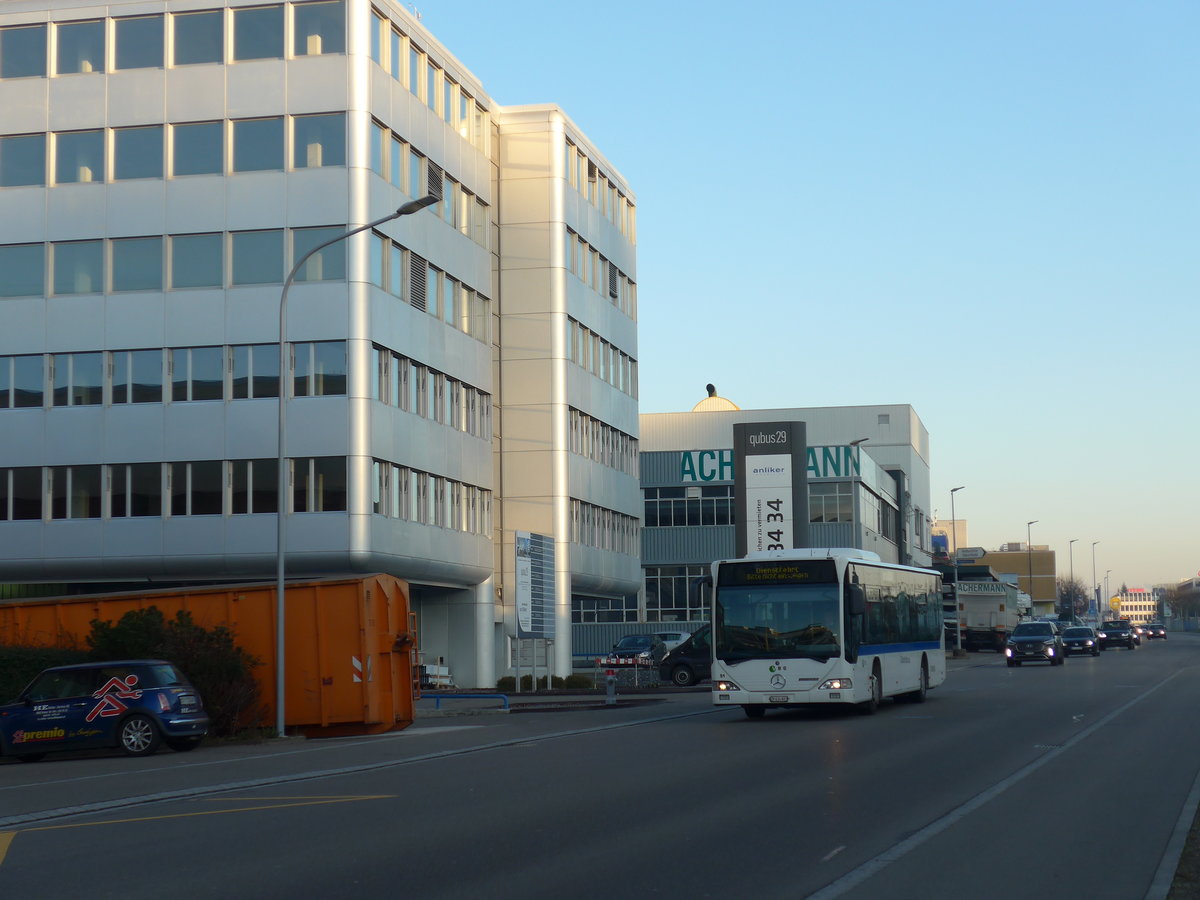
0,795 -> 393,868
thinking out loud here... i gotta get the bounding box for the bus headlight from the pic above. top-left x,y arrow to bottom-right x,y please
714,680 -> 742,692
819,678 -> 852,690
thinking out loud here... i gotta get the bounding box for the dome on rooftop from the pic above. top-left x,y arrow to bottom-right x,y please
691,383 -> 740,412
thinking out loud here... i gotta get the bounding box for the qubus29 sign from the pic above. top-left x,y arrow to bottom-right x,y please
733,422 -> 809,558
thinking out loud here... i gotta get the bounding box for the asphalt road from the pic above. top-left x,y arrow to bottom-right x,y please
2,635 -> 1198,899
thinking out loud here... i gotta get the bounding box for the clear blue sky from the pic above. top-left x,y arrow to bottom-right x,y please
424,0 -> 1198,592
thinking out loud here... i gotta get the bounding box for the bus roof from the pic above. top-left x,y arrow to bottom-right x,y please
742,548 -> 882,563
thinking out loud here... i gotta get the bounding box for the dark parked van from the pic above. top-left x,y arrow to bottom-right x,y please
658,624 -> 711,686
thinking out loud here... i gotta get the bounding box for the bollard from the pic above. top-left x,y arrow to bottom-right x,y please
605,670 -> 617,705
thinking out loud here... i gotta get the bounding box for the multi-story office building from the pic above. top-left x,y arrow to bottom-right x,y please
587,392 -> 933,645
0,0 -> 641,686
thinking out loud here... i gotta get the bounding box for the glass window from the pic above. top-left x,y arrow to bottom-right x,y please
52,352 -> 102,406
113,126 -> 163,180
233,118 -> 284,172
233,4 -> 284,61
388,243 -> 404,296
50,465 -> 101,519
426,61 -> 437,112
232,344 -> 280,399
111,463 -> 162,517
0,244 -> 44,297
443,78 -> 453,125
170,460 -> 223,515
389,28 -> 401,81
369,13 -> 384,66
292,226 -> 346,282
55,130 -> 104,184
294,341 -> 346,396
9,356 -> 43,408
293,113 -> 344,168
294,457 -> 346,512
52,240 -> 103,294
56,20 -> 104,75
172,10 -> 223,66
172,121 -> 223,176
171,347 -> 224,402
111,236 -> 163,292
408,45 -> 421,99
5,467 -> 42,519
231,458 -> 277,514
368,231 -> 385,288
170,233 -> 223,288
1,25 -> 47,79
408,149 -> 423,196
389,136 -> 404,189
369,121 -> 384,177
293,1 -> 344,56
1,134 -> 46,187
114,16 -> 163,70
231,230 -> 284,285
112,349 -> 163,404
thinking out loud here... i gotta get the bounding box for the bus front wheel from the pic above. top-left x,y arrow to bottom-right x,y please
742,705 -> 765,719
859,666 -> 882,715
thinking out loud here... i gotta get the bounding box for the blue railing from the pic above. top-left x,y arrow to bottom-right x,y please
427,693 -> 510,710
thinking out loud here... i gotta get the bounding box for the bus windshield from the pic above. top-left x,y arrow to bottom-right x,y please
715,582 -> 841,663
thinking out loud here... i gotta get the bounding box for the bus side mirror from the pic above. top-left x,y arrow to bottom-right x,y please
847,584 -> 866,616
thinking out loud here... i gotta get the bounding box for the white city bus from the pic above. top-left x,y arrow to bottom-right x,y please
708,548 -> 945,717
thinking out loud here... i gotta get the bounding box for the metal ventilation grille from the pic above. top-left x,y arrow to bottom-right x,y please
410,254 -> 427,311
426,162 -> 443,202
607,260 -> 618,299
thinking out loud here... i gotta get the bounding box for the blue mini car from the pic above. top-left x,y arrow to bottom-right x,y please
0,659 -> 209,762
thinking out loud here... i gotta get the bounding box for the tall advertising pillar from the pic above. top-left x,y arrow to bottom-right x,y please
733,422 -> 809,558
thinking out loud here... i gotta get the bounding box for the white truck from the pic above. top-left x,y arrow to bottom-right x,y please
955,581 -> 1024,652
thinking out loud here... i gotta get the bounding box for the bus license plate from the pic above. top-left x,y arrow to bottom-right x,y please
769,695 -> 789,702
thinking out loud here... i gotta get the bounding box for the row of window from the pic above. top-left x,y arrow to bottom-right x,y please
643,485 -> 734,528
0,2 -> 344,79
567,318 -> 638,398
568,408 -> 638,477
367,231 -> 491,344
569,499 -> 639,556
0,342 -> 344,410
566,228 -> 636,319
571,594 -> 639,625
371,461 -> 492,536
368,8 -> 489,154
0,457 -> 343,521
370,345 -> 492,440
0,227 -> 350,298
0,114 -> 346,187
368,121 -> 491,249
564,141 -> 634,242
644,565 -> 711,622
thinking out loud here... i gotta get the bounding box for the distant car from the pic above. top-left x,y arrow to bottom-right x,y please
652,630 -> 692,651
1006,621 -> 1066,667
1144,623 -> 1167,640
608,634 -> 667,665
1132,624 -> 1148,643
0,660 -> 208,763
1060,626 -> 1100,657
659,624 -> 711,686
1097,620 -> 1137,651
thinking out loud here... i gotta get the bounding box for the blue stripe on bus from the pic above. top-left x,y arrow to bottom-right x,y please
859,641 -> 942,654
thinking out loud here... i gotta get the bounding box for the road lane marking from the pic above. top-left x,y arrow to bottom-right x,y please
0,795 -> 392,870
821,845 -> 845,862
808,668 -> 1187,899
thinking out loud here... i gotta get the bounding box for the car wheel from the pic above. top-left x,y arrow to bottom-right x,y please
118,714 -> 161,757
742,705 -> 765,719
1007,659 -> 1016,668
1092,648 -> 1099,656
165,737 -> 203,753
670,665 -> 696,687
15,753 -> 46,763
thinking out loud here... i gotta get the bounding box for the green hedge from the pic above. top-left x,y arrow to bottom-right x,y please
0,645 -> 89,703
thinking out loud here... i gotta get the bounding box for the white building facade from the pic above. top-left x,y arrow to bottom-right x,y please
0,0 -> 640,685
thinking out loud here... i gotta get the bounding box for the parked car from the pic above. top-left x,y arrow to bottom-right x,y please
652,630 -> 692,651
659,624 -> 711,686
0,660 -> 208,763
607,634 -> 667,665
1060,626 -> 1100,657
1097,620 -> 1137,651
1005,621 -> 1066,667
1144,623 -> 1167,640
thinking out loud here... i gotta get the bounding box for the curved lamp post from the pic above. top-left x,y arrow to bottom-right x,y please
275,195 -> 437,737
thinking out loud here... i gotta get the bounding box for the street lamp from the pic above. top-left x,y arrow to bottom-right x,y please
1105,570 -> 1112,615
950,486 -> 965,655
1026,520 -> 1038,616
1067,539 -> 1077,620
1091,541 -> 1100,621
274,195 -> 437,738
